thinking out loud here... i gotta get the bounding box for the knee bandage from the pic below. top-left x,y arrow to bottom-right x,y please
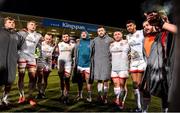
18,68 -> 25,73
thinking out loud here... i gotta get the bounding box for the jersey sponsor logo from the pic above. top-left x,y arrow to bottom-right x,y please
130,43 -> 141,46
26,39 -> 36,44
120,42 -> 124,46
111,50 -> 123,53
60,49 -> 71,52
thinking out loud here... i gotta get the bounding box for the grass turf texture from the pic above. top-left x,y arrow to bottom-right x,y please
0,69 -> 161,112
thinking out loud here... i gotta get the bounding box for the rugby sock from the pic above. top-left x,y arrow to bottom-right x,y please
42,83 -> 46,94
88,91 -> 92,98
18,83 -> 24,97
97,83 -> 103,95
162,95 -> 168,113
123,90 -> 128,102
114,87 -> 120,99
64,90 -> 69,97
79,91 -> 83,98
60,90 -> 64,96
19,90 -> 25,97
2,92 -> 8,101
162,108 -> 168,113
103,85 -> 109,96
134,89 -> 141,109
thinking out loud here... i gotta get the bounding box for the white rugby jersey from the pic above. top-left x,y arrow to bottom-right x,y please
126,30 -> 144,61
41,41 -> 54,60
58,41 -> 74,64
110,40 -> 130,71
20,31 -> 42,58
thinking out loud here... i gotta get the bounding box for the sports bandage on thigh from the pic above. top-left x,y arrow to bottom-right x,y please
18,67 -> 26,73
18,61 -> 27,73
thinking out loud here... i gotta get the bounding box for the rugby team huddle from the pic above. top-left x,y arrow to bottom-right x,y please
0,10 -> 177,112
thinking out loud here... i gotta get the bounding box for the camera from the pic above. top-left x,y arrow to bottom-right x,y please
146,11 -> 165,28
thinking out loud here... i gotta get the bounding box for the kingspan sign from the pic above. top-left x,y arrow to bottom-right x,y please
42,18 -> 98,32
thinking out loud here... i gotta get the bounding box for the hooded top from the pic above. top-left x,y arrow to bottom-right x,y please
77,31 -> 91,67
0,28 -> 25,85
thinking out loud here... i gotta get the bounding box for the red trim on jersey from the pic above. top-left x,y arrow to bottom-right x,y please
64,71 -> 70,75
111,76 -> 128,79
27,64 -> 36,67
18,61 -> 27,63
129,70 -> 144,73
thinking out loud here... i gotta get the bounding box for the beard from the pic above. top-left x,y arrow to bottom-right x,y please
99,33 -> 105,38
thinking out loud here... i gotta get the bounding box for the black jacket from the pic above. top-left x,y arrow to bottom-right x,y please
0,28 -> 25,85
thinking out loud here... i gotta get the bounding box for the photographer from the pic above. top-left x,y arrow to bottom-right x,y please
145,11 -> 177,33
140,10 -> 176,112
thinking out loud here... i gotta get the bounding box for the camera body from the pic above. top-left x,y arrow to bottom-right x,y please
146,11 -> 165,28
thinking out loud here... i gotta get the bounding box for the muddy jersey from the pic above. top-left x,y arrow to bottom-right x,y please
19,31 -> 42,58
110,40 -> 130,71
126,30 -> 144,61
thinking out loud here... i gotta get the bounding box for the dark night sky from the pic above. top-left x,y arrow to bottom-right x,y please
0,0 -> 170,29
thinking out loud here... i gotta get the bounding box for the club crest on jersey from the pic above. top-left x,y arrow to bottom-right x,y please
120,42 -> 123,46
